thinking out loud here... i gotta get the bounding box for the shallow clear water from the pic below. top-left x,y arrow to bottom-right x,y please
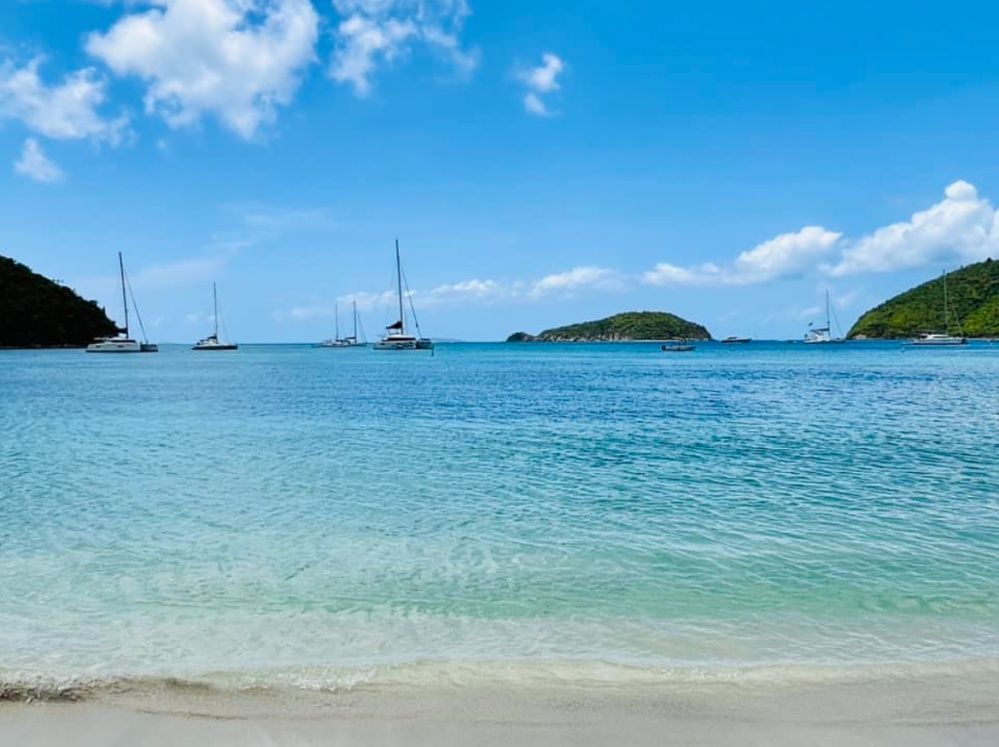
1,342 -> 997,688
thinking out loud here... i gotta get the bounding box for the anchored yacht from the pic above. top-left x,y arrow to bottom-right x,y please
373,240 -> 434,351
193,282 -> 238,350
86,252 -> 158,353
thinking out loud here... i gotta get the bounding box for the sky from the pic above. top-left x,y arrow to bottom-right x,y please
2,0 -> 999,342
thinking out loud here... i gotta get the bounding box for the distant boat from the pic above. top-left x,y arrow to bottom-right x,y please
317,300 -> 365,348
661,339 -> 695,352
804,291 -> 845,344
373,240 -> 434,351
721,336 -> 751,344
193,282 -> 238,351
86,252 -> 158,353
911,271 -> 967,346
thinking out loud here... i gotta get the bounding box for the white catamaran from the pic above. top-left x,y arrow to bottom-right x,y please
318,300 -> 365,348
86,252 -> 158,353
911,270 -> 967,346
804,291 -> 845,344
193,282 -> 238,350
374,240 -> 434,351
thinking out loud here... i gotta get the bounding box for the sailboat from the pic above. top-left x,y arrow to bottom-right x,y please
373,240 -> 434,351
86,252 -> 158,353
317,301 -> 365,348
804,291 -> 845,344
193,282 -> 238,350
911,270 -> 967,346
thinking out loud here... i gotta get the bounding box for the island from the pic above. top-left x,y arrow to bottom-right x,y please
0,255 -> 118,348
848,258 -> 999,338
507,311 -> 712,342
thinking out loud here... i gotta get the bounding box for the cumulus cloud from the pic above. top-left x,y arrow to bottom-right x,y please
86,0 -> 319,139
517,52 -> 563,116
329,0 -> 479,96
644,227 -> 842,286
827,180 -> 999,275
14,138 -> 64,183
0,57 -> 129,143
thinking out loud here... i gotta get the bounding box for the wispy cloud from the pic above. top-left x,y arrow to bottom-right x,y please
13,138 -> 64,183
0,56 -> 130,144
274,263 -> 625,321
517,52 -> 564,116
329,0 -> 479,96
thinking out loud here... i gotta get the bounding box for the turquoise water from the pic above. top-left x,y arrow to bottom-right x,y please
1,342 -> 997,690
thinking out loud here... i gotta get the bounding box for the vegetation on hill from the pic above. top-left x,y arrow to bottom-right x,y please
507,311 -> 712,342
848,258 -> 999,338
0,255 -> 118,347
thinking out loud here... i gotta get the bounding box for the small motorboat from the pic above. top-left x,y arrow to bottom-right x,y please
661,341 -> 695,352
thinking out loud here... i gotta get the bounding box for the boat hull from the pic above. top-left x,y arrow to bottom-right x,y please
86,338 -> 153,353
374,340 -> 418,350
910,337 -> 967,346
193,343 -> 238,351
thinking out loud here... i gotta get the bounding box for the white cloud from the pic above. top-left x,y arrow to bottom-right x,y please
734,226 -> 842,281
518,52 -> 563,116
643,227 -> 841,287
301,264 -> 624,321
329,0 -> 478,96
827,180 -> 999,275
271,303 -> 331,322
531,265 -> 621,296
0,57 -> 129,143
523,92 -> 547,117
13,138 -> 64,183
87,0 -> 319,139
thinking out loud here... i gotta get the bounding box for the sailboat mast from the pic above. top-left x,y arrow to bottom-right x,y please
352,299 -> 358,341
942,271 -> 949,334
335,304 -> 340,340
825,290 -> 831,333
213,282 -> 219,338
118,251 -> 129,337
395,239 -> 405,335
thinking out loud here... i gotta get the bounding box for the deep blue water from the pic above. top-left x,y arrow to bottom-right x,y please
1,341 -> 997,688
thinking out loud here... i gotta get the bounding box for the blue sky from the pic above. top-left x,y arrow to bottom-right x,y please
2,1 -> 998,341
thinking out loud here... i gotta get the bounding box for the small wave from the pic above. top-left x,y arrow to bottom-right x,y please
4,657 -> 999,704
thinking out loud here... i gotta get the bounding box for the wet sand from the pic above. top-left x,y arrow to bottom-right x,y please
2,669 -> 998,746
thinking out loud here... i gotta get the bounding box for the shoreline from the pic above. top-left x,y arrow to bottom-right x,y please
2,668 -> 998,746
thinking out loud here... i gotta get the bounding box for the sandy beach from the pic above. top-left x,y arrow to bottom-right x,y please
2,668 -> 998,746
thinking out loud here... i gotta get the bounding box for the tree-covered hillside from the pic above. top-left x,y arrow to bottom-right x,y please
0,255 -> 118,347
848,258 -> 999,338
508,311 -> 712,342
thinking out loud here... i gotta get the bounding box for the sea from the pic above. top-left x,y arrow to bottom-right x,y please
1,341 -> 997,694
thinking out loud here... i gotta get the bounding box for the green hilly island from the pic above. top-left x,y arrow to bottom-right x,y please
0,255 -> 118,347
508,311 -> 711,342
848,258 -> 999,338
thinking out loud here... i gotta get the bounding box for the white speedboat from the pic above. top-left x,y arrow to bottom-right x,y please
373,240 -> 434,351
193,282 -> 237,350
87,252 -> 158,353
317,301 -> 365,348
911,333 -> 967,346
908,271 -> 967,346
804,291 -> 845,344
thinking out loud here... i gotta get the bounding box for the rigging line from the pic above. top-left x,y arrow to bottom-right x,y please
400,264 -> 423,337
123,270 -> 149,343
830,304 -> 844,339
